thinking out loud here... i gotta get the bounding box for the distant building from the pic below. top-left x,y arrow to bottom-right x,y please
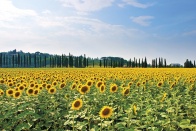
170,63 -> 181,67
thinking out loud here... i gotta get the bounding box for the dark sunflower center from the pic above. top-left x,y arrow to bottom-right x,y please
61,84 -> 65,88
98,82 -> 102,87
28,89 -> 34,94
101,86 -> 104,91
15,92 -> 20,97
112,86 -> 116,91
87,82 -> 91,86
47,85 -> 51,89
124,89 -> 129,95
72,85 -> 76,89
19,86 -> 24,90
74,101 -> 80,107
81,86 -> 88,92
102,108 -> 110,116
8,90 -> 13,94
158,83 -> 162,86
1,92 -> 3,95
50,89 -> 54,93
34,90 -> 38,95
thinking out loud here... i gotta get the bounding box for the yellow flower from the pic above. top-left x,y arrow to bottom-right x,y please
48,87 -> 57,94
160,93 -> 167,102
110,84 -> 118,93
157,81 -> 163,87
96,81 -> 103,88
59,83 -> 66,89
71,99 -> 83,110
122,87 -> 130,96
13,91 -> 22,99
79,85 -> 90,95
99,84 -> 106,93
133,105 -> 137,115
99,106 -> 113,119
6,88 -> 14,97
86,80 -> 93,87
0,89 -> 4,96
70,83 -> 77,90
33,89 -> 40,96
26,88 -> 34,96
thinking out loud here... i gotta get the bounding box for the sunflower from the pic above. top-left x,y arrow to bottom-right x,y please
128,82 -> 133,87
157,81 -> 163,87
71,83 -> 77,90
26,88 -> 34,96
110,84 -> 118,93
13,91 -> 21,99
29,83 -> 35,88
99,106 -> 113,119
99,84 -> 105,93
48,87 -> 56,94
96,81 -> 103,88
77,84 -> 82,90
34,84 -> 39,88
170,83 -> 175,89
6,88 -> 14,97
79,85 -> 90,95
0,79 -> 4,84
0,89 -> 4,96
33,89 -> 40,96
59,83 -> 66,89
46,84 -> 52,90
19,85 -> 25,91
86,80 -> 93,87
71,99 -> 83,110
122,88 -> 130,96
160,93 -> 167,102
8,82 -> 14,87
52,81 -> 58,86
133,105 -> 137,115
136,82 -> 141,87
42,83 -> 47,88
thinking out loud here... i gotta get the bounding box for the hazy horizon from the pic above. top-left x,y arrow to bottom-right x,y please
0,0 -> 196,65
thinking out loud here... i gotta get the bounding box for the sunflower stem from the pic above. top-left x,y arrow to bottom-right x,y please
100,119 -> 103,131
72,111 -> 75,131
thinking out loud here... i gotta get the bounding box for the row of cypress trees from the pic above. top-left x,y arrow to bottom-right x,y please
0,50 -> 195,68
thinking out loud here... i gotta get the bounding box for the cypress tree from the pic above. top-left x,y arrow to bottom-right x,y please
99,59 -> 102,67
12,55 -> 14,68
155,58 -> 157,68
34,54 -> 36,68
0,53 -> 2,67
144,57 -> 147,68
18,53 -> 20,67
164,59 -> 167,67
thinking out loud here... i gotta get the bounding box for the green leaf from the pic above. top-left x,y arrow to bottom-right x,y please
15,123 -> 31,131
179,119 -> 190,125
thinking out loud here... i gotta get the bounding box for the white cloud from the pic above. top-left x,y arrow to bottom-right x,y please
182,30 -> 196,36
121,0 -> 154,8
59,0 -> 114,14
0,0 -> 37,21
42,10 -> 51,15
130,16 -> 154,26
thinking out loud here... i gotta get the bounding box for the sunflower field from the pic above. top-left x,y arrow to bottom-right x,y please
0,68 -> 195,131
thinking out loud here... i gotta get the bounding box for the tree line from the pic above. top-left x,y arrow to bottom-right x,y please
0,50 -> 195,68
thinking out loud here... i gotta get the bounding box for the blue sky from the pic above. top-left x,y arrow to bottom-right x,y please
0,0 -> 196,65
